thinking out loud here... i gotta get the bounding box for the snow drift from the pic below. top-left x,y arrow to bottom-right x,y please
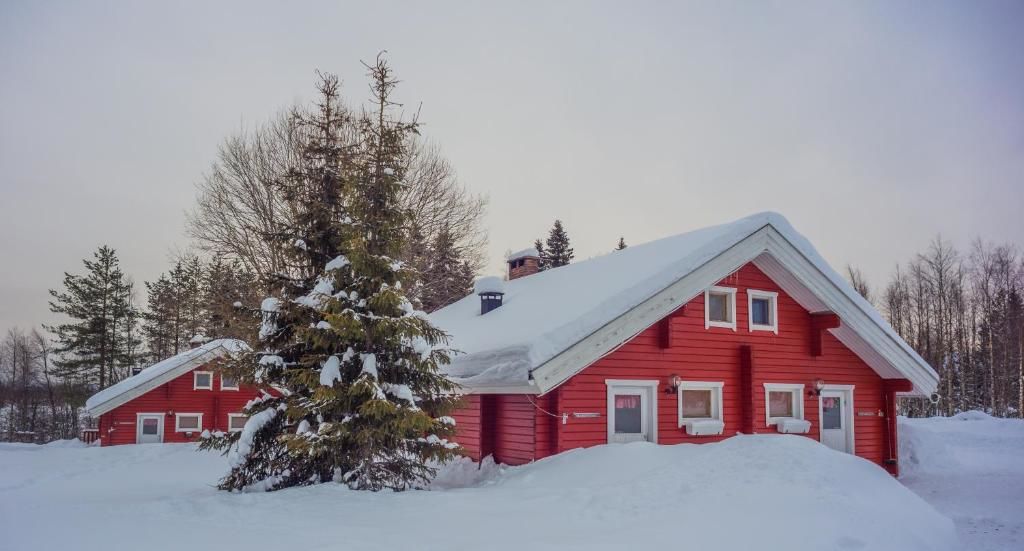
1,434 -> 952,551
900,413 -> 1024,551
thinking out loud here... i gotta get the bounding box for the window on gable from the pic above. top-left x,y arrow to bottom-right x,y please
764,383 -> 805,425
193,371 -> 212,390
704,286 -> 737,330
748,289 -> 779,333
175,413 -> 202,432
221,374 -> 239,391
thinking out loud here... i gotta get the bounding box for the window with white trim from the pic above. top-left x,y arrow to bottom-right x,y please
227,413 -> 247,432
220,374 -> 239,391
747,289 -> 779,333
678,381 -> 724,422
193,371 -> 212,390
175,413 -> 203,432
704,286 -> 737,330
764,383 -> 805,425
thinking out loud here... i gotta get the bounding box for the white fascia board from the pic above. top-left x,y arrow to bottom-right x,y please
87,348 -> 225,417
531,228 -> 772,393
760,230 -> 939,396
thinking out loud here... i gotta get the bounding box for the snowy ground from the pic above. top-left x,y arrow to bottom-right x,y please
1,432 -> 960,551
899,412 -> 1024,551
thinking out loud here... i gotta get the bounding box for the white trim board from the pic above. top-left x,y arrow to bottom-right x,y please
529,224 -> 938,397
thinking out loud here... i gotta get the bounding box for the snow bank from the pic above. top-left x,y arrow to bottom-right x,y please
899,413 -> 1024,551
1,435 -> 953,551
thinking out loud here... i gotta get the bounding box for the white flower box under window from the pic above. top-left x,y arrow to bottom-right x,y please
683,418 -> 725,436
776,418 -> 811,434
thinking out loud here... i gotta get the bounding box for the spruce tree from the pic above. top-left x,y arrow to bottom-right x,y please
46,245 -> 138,388
533,238 -> 547,271
420,225 -> 474,312
202,60 -> 460,492
543,219 -> 574,268
616,237 -> 627,250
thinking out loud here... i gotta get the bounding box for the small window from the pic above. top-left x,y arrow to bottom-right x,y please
220,374 -> 239,391
704,286 -> 737,330
677,381 -> 724,422
747,289 -> 779,333
764,383 -> 804,425
193,371 -> 212,390
175,413 -> 202,432
141,418 -> 159,435
228,414 -> 247,432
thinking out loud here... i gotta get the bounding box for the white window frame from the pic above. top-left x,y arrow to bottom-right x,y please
174,412 -> 203,433
227,413 -> 248,433
704,286 -> 738,330
747,289 -> 779,334
764,383 -> 805,426
193,371 -> 213,390
220,373 -> 239,391
677,381 -> 725,426
604,379 -> 659,444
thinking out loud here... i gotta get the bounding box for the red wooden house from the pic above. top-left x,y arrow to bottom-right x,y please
431,213 -> 938,476
85,339 -> 263,446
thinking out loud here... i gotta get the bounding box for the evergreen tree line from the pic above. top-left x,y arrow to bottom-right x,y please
0,328 -> 88,443
852,238 -> 1024,417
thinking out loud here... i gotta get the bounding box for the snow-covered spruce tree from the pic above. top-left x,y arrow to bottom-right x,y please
543,219 -> 574,267
202,60 -> 461,492
533,238 -> 548,271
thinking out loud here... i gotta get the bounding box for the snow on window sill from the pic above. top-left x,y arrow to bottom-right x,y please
775,418 -> 811,434
682,418 -> 724,436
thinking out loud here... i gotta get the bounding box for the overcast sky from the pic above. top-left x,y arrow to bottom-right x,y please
1,1 -> 1022,338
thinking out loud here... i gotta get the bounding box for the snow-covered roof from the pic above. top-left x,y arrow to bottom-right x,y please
473,276 -> 505,295
430,212 -> 939,396
85,339 -> 248,416
507,247 -> 540,262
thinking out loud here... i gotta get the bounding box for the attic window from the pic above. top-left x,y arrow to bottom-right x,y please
704,286 -> 737,330
748,289 -> 779,333
221,374 -> 239,391
193,371 -> 212,390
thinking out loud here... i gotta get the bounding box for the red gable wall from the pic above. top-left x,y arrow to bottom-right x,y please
452,262 -> 900,473
96,362 -> 264,446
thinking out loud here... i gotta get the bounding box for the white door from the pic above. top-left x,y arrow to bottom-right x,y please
136,414 -> 164,444
608,385 -> 653,444
819,390 -> 852,453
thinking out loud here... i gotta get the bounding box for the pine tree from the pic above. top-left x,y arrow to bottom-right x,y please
543,220 -> 574,268
419,225 -> 474,312
202,60 -> 460,492
616,237 -> 627,250
143,275 -> 176,362
46,246 -> 138,389
533,238 -> 548,270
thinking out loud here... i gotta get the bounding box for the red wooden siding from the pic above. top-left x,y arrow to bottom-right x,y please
97,362 -> 264,446
451,262 -> 900,473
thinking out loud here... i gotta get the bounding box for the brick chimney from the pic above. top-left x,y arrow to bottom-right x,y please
507,247 -> 541,280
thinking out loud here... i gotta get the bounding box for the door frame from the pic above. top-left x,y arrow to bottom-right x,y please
817,385 -> 855,454
135,412 -> 165,444
605,379 -> 659,444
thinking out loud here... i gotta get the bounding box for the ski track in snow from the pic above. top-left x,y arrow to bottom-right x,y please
900,413 -> 1024,551
4,415 -> 1020,551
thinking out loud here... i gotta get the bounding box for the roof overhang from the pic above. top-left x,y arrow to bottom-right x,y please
528,224 -> 939,397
